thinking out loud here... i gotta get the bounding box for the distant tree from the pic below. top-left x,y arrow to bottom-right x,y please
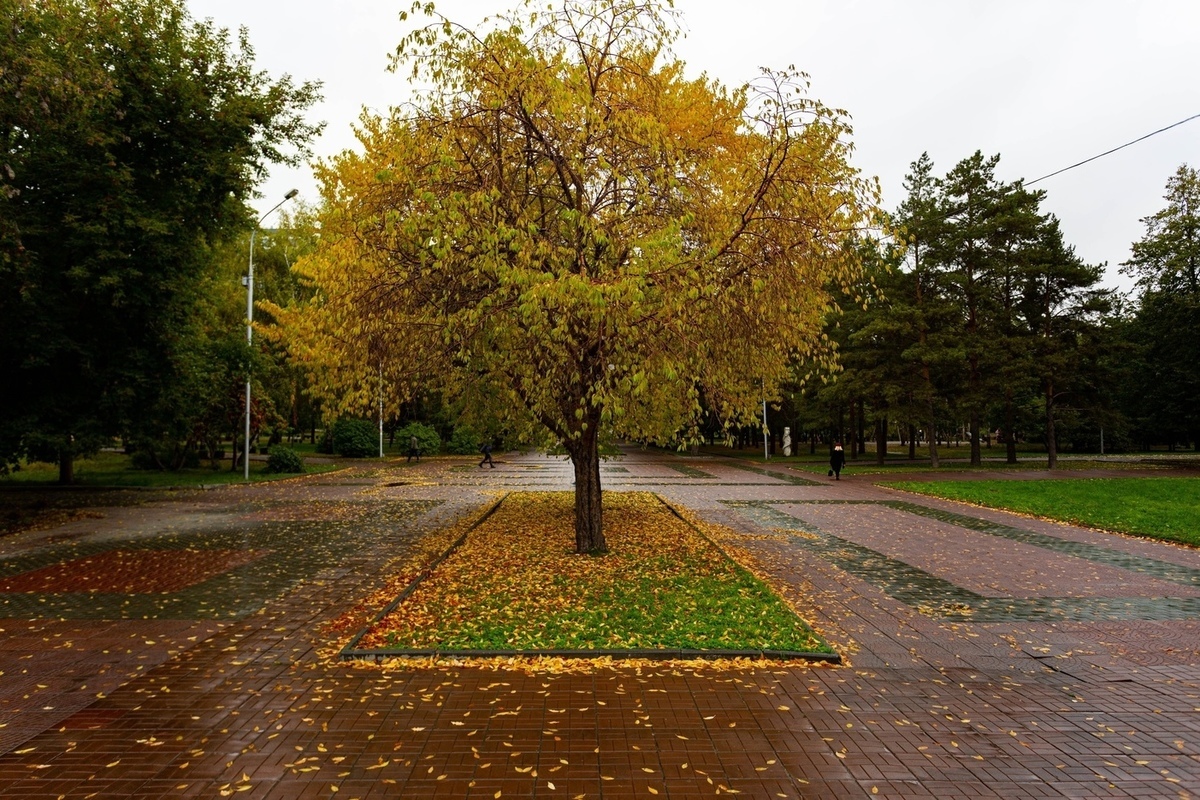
1020,218 -> 1111,467
137,216 -> 320,474
1120,165 -> 1200,448
829,240 -> 915,465
892,153 -> 961,466
240,211 -> 324,457
1121,293 -> 1200,449
823,149 -> 1116,470
0,0 -> 321,481
1122,165 -> 1200,295
932,152 -> 1043,466
281,0 -> 879,552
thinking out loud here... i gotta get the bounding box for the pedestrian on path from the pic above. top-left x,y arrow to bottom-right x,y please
479,441 -> 495,468
830,441 -> 845,480
407,433 -> 420,463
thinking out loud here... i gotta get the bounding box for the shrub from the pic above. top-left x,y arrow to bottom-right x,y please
265,446 -> 305,474
447,425 -> 481,455
396,421 -> 441,455
331,418 -> 378,458
130,441 -> 200,471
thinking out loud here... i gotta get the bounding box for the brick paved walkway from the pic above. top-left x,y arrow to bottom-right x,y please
1,450 -> 1198,798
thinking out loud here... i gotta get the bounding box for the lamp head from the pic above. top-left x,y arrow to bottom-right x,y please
285,189 -> 299,200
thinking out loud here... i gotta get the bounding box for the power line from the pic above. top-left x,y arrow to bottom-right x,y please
1026,113 -> 1200,186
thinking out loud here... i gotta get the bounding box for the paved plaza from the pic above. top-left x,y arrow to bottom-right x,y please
1,449 -> 1198,798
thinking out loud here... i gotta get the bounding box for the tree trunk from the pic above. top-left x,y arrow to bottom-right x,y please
58,450 -> 74,485
875,417 -> 887,465
970,413 -> 982,466
924,370 -> 940,468
857,398 -> 867,457
567,423 -> 606,554
231,424 -> 240,472
1004,387 -> 1018,464
908,423 -> 917,460
1045,381 -> 1058,470
848,401 -> 857,460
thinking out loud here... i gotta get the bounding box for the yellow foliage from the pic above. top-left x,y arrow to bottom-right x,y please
278,0 -> 882,455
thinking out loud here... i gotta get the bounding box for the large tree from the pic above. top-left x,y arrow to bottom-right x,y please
1020,218 -> 1110,467
283,0 -> 878,552
929,152 -> 1043,466
1122,164 -> 1200,296
1120,164 -> 1200,448
0,0 -> 320,481
891,153 -> 961,466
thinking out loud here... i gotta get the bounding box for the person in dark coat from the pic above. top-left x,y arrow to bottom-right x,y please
830,441 -> 846,480
479,441 -> 495,468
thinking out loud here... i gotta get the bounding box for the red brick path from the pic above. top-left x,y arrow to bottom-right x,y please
0,549 -> 270,594
1,451 -> 1198,798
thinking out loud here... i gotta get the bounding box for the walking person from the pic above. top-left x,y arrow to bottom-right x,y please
407,433 -> 420,463
830,441 -> 845,480
479,441 -> 495,468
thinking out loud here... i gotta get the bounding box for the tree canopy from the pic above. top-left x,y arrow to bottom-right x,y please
1122,164 -> 1200,296
279,0 -> 880,551
0,0 -> 321,481
1120,164 -> 1200,447
815,151 -> 1112,469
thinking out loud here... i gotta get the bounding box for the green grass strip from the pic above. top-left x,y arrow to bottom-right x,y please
885,477 -> 1200,547
1,451 -> 340,488
356,491 -> 833,656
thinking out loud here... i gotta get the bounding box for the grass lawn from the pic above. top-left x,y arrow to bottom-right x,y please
707,447 -> 1044,473
356,491 -> 832,655
786,459 -> 1172,476
886,476 -> 1200,547
1,451 -> 339,488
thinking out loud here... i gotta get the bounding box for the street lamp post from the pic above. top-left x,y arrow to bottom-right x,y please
244,189 -> 298,480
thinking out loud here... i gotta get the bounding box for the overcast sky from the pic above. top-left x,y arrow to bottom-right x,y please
188,0 -> 1199,292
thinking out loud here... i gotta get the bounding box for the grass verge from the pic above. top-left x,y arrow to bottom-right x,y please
353,491 -> 832,655
1,451 -> 340,488
886,476 -> 1200,547
787,459 -> 1175,476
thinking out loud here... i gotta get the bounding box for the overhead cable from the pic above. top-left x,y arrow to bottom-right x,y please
1026,113 -> 1200,186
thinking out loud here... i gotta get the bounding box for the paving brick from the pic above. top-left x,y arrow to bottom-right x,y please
2,451 -> 1199,797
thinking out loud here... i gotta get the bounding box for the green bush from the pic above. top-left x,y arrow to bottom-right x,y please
447,425 -> 482,455
331,418 -> 378,458
264,446 -> 305,474
396,421 -> 441,456
130,442 -> 200,471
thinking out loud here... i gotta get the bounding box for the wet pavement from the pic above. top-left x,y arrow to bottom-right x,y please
1,450 -> 1198,798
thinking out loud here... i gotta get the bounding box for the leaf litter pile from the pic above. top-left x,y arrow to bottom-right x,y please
355,491 -> 832,654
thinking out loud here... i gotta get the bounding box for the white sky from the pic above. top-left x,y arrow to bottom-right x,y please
187,0 -> 1200,292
